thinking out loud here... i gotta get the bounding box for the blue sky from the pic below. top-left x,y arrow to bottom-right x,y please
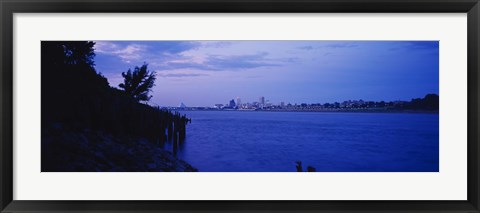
94,41 -> 439,107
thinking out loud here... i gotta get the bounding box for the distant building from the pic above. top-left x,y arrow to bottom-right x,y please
259,96 -> 265,108
236,97 -> 242,109
214,104 -> 224,109
259,96 -> 265,105
179,102 -> 187,109
266,100 -> 272,107
229,99 -> 236,108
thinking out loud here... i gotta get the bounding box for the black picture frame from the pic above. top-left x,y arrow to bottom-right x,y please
1,0 -> 479,212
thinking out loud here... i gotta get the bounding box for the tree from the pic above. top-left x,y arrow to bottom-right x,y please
67,42 -> 95,66
41,41 -> 95,68
119,63 -> 156,102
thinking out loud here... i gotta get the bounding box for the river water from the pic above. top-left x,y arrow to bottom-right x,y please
166,111 -> 438,172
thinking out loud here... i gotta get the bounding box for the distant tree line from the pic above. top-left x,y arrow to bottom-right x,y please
41,41 -> 189,144
403,94 -> 439,111
299,94 -> 439,111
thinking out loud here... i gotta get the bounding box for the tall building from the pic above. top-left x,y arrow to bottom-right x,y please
229,99 -> 236,108
259,96 -> 265,105
236,97 -> 242,109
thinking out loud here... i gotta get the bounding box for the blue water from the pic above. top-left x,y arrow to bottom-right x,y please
167,111 -> 439,172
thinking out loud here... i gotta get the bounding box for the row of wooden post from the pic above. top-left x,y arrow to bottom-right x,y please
295,161 -> 316,172
166,112 -> 190,156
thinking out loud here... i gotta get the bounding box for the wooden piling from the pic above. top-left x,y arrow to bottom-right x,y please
295,161 -> 303,172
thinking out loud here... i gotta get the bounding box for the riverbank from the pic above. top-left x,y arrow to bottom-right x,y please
42,124 -> 197,172
175,108 -> 439,114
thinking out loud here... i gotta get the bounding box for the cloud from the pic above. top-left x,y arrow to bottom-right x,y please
297,42 -> 358,51
95,42 -> 147,63
297,42 -> 359,51
94,41 -> 200,63
298,46 -> 314,50
200,41 -> 232,48
113,45 -> 146,62
94,41 -> 297,75
160,62 -> 217,71
157,73 -> 209,78
284,57 -> 300,63
160,52 -> 281,71
388,41 -> 439,52
207,52 -> 279,69
94,41 -> 118,52
405,41 -> 439,49
148,41 -> 200,54
324,43 -> 359,48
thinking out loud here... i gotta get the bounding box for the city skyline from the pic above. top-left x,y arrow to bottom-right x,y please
94,41 -> 439,107
175,93 -> 437,109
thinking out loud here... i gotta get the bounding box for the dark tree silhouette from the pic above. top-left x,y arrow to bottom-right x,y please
404,94 -> 439,111
42,41 -> 192,172
62,41 -> 96,65
119,63 -> 156,102
41,41 -> 96,68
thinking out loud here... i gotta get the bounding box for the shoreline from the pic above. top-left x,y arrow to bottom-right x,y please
174,109 -> 439,114
42,125 -> 198,172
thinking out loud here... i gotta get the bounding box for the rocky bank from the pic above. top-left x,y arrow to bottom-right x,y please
42,125 -> 197,172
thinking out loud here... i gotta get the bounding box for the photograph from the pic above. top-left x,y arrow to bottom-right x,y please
41,40 -> 439,172
3,0 -> 478,211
